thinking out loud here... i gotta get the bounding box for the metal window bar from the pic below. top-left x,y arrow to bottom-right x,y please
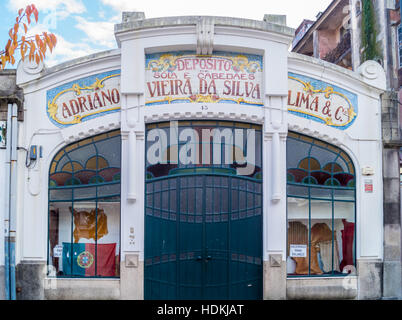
144,121 -> 263,299
47,130 -> 121,278
286,131 -> 356,277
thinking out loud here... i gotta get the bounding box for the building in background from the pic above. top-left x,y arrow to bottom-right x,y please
292,0 -> 353,69
293,0 -> 402,300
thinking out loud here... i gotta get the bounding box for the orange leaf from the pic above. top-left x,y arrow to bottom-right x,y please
9,28 -> 13,39
1,56 -> 7,70
50,33 -> 57,47
10,55 -> 15,65
18,8 -> 23,16
47,38 -> 53,53
21,44 -> 28,61
9,43 -> 15,56
35,54 -> 40,65
5,39 -> 11,54
20,45 -> 25,61
14,23 -> 19,34
25,5 -> 31,17
43,33 -> 50,47
29,41 -> 35,60
33,8 -> 39,23
23,23 -> 28,33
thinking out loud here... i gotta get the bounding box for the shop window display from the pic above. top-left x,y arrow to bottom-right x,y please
286,132 -> 355,276
48,131 -> 121,277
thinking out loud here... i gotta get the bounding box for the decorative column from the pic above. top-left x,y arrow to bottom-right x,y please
263,97 -> 288,300
260,24 -> 292,299
119,37 -> 146,299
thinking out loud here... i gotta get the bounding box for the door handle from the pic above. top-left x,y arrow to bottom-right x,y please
196,255 -> 212,261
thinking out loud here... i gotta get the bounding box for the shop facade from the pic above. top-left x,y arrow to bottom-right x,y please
6,14 -> 387,300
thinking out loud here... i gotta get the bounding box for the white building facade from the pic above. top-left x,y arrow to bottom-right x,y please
3,13 -> 387,300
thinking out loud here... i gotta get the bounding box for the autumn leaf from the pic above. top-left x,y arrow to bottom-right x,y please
1,56 -> 7,70
35,34 -> 41,47
28,41 -> 36,61
5,40 -> 11,54
50,33 -> 57,46
1,5 -> 57,69
33,7 -> 39,23
9,42 -> 15,56
25,5 -> 31,17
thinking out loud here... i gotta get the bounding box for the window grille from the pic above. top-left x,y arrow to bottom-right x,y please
47,130 -> 121,278
286,132 -> 356,277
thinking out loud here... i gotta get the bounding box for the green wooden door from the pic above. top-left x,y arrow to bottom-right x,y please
144,174 -> 262,300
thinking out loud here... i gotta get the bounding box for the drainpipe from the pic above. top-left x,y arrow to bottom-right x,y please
4,103 -> 17,300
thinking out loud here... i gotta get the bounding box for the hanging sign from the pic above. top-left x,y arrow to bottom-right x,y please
47,70 -> 121,128
288,72 -> 358,130
145,51 -> 263,106
289,244 -> 307,258
290,244 -> 307,258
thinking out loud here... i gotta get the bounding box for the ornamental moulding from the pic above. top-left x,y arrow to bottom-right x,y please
287,123 -> 341,146
143,110 -> 264,124
62,118 -> 121,144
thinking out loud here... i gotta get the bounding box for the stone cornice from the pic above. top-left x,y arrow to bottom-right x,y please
115,15 -> 295,37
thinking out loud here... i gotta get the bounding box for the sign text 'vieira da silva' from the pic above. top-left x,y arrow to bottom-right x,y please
145,51 -> 264,106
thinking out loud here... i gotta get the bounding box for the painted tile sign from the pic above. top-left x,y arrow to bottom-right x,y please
47,70 -> 121,127
145,51 -> 263,106
288,73 -> 358,130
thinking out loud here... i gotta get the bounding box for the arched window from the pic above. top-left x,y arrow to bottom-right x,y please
286,132 -> 356,276
48,130 -> 121,278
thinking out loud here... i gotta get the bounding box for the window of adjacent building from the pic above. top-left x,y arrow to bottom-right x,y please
286,132 -> 356,276
398,24 -> 402,68
47,130 -> 121,278
356,1 -> 362,16
400,148 -> 402,182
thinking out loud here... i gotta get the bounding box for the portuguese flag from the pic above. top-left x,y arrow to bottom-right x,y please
62,242 -> 116,276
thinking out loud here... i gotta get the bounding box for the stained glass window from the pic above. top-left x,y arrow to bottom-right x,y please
48,130 -> 121,278
286,132 -> 356,276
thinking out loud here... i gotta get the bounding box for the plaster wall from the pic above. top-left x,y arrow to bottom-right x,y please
317,28 -> 340,59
